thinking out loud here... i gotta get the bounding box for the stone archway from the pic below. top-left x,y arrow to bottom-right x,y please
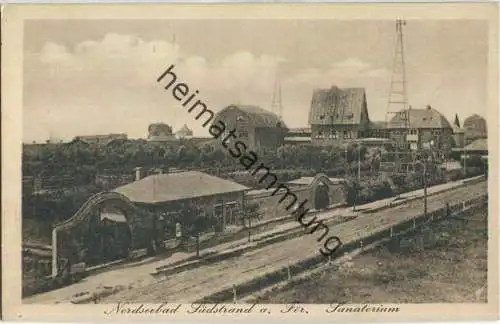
51,192 -> 150,277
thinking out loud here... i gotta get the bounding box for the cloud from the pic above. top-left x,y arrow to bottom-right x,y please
331,58 -> 371,72
25,33 -> 290,140
24,33 -> 422,141
39,42 -> 73,64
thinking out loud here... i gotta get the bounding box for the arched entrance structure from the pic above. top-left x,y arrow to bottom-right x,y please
308,173 -> 334,210
51,192 -> 152,277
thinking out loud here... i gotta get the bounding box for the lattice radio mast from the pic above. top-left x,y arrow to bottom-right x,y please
386,18 -> 409,131
381,18 -> 412,177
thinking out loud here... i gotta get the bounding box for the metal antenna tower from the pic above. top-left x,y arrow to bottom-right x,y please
386,18 -> 409,130
380,18 -> 412,178
271,59 -> 283,119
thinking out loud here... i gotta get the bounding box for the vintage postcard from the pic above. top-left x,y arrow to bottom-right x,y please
2,2 -> 499,322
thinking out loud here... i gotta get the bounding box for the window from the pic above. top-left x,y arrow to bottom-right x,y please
214,199 -> 224,231
319,115 -> 325,120
343,131 -> 350,139
238,118 -> 249,138
224,201 -> 239,226
331,131 -> 337,139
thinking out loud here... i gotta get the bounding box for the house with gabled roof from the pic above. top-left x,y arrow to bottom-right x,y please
212,104 -> 288,151
387,105 -> 454,152
308,86 -> 371,146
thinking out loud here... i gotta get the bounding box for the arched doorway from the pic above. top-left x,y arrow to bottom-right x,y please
309,174 -> 334,211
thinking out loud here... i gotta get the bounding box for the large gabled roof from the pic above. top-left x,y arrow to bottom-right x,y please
113,171 -> 249,204
308,86 -> 367,126
388,106 -> 452,129
215,105 -> 286,129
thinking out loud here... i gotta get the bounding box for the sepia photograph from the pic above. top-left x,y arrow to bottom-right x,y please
2,3 -> 499,322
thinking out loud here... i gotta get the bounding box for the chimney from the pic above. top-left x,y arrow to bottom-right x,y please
134,167 -> 143,181
426,105 -> 432,110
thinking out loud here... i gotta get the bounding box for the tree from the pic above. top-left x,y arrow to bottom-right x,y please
178,201 -> 217,258
243,201 -> 262,242
454,114 -> 461,128
343,180 -> 362,206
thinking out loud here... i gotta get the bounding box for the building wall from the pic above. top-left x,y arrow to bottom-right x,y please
254,128 -> 285,151
453,132 -> 465,148
464,116 -> 487,143
311,124 -> 361,146
214,110 -> 284,151
245,182 -> 346,220
146,191 -> 245,239
388,128 -> 453,152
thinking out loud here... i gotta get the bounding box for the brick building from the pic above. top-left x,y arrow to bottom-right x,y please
386,105 -> 454,152
212,104 -> 287,152
308,86 -> 371,146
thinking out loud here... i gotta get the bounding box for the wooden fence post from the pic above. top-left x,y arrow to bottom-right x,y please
233,284 -> 237,303
413,218 -> 416,230
51,229 -> 58,278
287,264 -> 291,281
359,240 -> 364,250
390,227 -> 393,238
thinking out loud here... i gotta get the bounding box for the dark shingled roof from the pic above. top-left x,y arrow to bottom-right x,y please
113,171 -> 249,204
309,86 -> 367,125
388,106 -> 452,129
215,105 -> 286,129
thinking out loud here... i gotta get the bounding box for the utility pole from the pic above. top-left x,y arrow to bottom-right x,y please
463,145 -> 467,178
357,143 -> 361,182
423,161 -> 427,218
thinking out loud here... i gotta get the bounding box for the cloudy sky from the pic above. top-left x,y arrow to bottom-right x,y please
23,19 -> 488,142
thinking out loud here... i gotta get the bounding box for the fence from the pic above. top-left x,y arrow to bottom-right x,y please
198,193 -> 488,303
